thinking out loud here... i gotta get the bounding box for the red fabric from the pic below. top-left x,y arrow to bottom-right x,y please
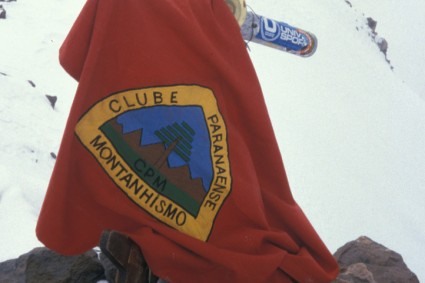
36,0 -> 339,282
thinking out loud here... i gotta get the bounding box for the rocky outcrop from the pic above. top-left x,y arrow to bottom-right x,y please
0,236 -> 419,282
342,1 -> 393,69
333,236 -> 419,283
0,248 -> 105,283
366,17 -> 389,60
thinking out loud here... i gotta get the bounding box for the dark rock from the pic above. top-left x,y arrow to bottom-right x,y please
27,80 -> 36,88
0,257 -> 26,283
362,17 -> 393,69
333,236 -> 419,283
0,5 -> 6,19
0,247 -> 106,283
99,252 -> 118,283
375,37 -> 388,55
367,17 -> 377,34
50,152 -> 57,159
45,94 -> 58,109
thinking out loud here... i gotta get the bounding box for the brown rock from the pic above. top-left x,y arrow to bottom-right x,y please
333,236 -> 419,283
337,263 -> 376,283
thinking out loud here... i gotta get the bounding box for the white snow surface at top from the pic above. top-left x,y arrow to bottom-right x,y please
1,0 -> 424,281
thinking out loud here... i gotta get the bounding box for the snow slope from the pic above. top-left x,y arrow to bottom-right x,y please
1,0 -> 424,280
349,0 -> 425,99
249,0 -> 425,278
0,0 -> 82,261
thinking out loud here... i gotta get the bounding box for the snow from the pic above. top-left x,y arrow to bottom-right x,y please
349,0 -> 425,99
1,0 -> 424,280
0,0 -> 83,262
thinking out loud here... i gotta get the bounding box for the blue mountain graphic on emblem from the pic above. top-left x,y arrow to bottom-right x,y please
116,106 -> 213,191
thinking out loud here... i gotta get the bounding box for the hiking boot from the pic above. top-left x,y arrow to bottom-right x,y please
99,230 -> 158,283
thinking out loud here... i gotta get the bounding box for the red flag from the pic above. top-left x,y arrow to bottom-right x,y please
36,0 -> 339,282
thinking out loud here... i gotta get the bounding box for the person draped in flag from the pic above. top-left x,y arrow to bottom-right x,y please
36,0 -> 339,282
